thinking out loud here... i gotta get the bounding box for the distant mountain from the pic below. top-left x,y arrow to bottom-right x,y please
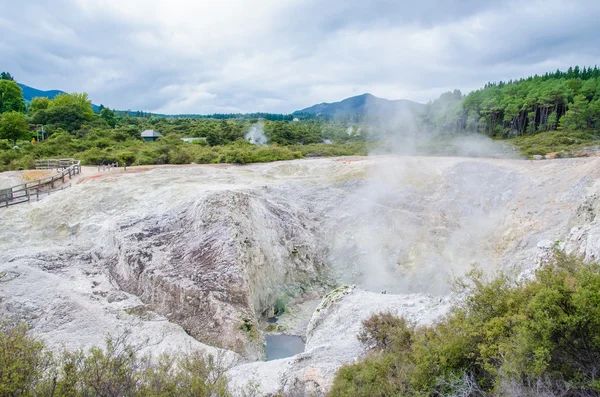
18,83 -> 100,112
18,84 -> 65,102
294,93 -> 425,118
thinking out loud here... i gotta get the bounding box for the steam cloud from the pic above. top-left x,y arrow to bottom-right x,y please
324,96 -> 521,295
245,123 -> 268,146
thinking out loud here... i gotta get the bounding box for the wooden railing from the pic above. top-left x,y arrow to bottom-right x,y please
35,158 -> 80,170
0,159 -> 82,208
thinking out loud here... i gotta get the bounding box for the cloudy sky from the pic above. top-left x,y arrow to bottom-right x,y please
1,0 -> 599,114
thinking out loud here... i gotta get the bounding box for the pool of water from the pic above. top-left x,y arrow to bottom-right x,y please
265,334 -> 305,360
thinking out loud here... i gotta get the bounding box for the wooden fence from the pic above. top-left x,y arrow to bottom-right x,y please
0,159 -> 81,208
34,158 -> 80,170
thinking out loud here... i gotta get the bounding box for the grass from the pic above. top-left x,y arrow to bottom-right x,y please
510,129 -> 599,156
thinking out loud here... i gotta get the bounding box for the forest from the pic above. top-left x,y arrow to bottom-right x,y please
1,66 -> 600,171
420,66 -> 600,155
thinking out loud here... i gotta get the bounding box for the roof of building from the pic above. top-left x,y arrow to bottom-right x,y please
141,129 -> 163,137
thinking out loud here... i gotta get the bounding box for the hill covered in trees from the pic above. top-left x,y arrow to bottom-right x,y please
294,93 -> 425,120
18,84 -> 65,103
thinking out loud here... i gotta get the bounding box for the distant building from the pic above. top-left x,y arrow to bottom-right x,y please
141,129 -> 163,142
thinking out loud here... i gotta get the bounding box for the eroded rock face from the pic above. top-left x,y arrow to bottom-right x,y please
2,156 -> 600,371
109,189 -> 331,359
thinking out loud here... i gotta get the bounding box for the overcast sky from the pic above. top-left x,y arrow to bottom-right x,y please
1,0 -> 599,114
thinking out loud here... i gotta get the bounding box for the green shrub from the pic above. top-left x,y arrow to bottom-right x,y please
357,312 -> 414,351
79,147 -> 118,165
12,154 -> 35,170
193,147 -> 221,164
169,147 -> 193,164
0,320 -> 52,396
116,151 -> 137,166
330,251 -> 600,396
511,130 -> 598,156
0,322 -> 232,397
274,296 -> 290,316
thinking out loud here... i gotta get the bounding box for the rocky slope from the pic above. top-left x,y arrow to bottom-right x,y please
2,156 -> 600,393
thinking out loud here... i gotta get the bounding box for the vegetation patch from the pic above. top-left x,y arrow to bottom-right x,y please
510,129 -> 599,156
273,295 -> 290,316
124,305 -> 155,320
330,251 -> 600,396
0,323 -> 231,396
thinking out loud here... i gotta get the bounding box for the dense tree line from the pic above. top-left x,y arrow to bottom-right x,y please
163,112 -> 315,121
421,66 -> 600,139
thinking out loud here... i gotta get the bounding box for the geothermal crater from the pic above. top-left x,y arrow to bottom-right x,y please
2,156 -> 600,394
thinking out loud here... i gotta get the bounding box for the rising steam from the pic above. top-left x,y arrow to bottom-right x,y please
323,95 -> 521,295
245,123 -> 268,146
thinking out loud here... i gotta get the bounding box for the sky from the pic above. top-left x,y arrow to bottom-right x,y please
1,0 -> 600,114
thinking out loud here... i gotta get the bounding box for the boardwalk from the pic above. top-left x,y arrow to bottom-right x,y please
0,159 -> 82,208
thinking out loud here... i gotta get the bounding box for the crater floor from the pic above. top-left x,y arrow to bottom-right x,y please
2,156 -> 600,394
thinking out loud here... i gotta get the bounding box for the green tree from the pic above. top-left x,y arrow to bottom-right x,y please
0,71 -> 14,81
40,92 -> 95,132
28,96 -> 51,113
49,92 -> 95,120
0,111 -> 29,145
100,107 -> 117,128
560,94 -> 588,130
0,79 -> 26,114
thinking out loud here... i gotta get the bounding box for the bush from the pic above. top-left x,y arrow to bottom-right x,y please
511,130 -> 598,156
274,296 -> 290,316
330,251 -> 600,396
357,312 -> 414,351
0,322 -> 232,396
12,154 -> 35,170
116,151 -> 137,166
79,147 -> 118,165
169,147 -> 193,164
0,320 -> 51,396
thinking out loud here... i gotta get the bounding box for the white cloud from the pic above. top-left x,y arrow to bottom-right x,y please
1,0 -> 599,113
